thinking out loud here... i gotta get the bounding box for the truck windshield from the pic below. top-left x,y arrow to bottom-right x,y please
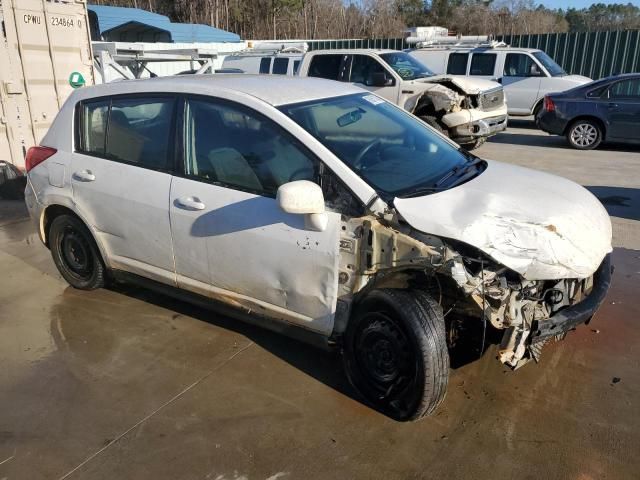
280,93 -> 482,201
532,51 -> 566,77
379,52 -> 434,80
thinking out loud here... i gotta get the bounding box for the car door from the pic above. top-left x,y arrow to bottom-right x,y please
71,95 -> 177,284
347,54 -> 399,104
169,96 -> 342,334
605,77 -> 640,141
501,53 -> 544,114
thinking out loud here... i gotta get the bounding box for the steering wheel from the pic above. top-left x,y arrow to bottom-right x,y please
353,139 -> 382,170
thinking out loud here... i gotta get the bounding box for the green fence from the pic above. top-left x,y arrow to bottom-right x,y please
306,30 -> 640,79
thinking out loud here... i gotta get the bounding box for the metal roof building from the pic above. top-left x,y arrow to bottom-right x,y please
88,5 -> 241,43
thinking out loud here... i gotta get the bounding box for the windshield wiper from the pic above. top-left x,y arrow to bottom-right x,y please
433,157 -> 484,188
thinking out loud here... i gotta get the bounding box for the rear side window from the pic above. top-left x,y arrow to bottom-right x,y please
272,57 -> 289,75
79,96 -> 175,170
447,53 -> 468,74
259,57 -> 271,74
308,54 -> 343,80
470,53 -> 496,76
81,100 -> 109,155
609,78 -> 640,99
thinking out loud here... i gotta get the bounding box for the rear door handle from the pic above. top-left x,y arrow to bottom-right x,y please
73,170 -> 95,182
175,196 -> 206,211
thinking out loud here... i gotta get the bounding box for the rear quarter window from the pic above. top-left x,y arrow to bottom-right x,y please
272,57 -> 289,75
470,53 -> 496,76
259,57 -> 271,74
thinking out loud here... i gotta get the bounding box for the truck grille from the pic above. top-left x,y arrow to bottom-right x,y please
479,87 -> 505,111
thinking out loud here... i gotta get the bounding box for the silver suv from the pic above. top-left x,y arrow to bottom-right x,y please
25,75 -> 612,421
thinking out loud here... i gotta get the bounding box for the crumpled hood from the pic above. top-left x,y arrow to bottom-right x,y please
394,160 -> 612,280
413,75 -> 501,94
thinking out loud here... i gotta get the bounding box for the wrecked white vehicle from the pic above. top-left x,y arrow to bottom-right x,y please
297,49 -> 508,149
25,76 -> 611,422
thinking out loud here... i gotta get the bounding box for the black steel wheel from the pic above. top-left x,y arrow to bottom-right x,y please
343,289 -> 449,421
49,214 -> 106,290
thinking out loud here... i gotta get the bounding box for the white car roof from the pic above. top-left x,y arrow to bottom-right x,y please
76,75 -> 363,107
309,49 -> 398,55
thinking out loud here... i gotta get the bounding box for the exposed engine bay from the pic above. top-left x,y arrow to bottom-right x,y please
334,215 -> 597,369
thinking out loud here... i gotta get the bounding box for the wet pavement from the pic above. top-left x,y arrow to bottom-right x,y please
1,127 -> 639,479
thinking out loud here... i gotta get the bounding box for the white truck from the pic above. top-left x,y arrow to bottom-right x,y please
296,49 -> 508,149
0,0 -> 94,172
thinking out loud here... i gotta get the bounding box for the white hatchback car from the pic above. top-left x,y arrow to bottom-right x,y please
25,75 -> 612,421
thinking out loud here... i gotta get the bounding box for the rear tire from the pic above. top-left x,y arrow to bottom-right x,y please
49,214 -> 106,290
566,119 -> 602,150
343,289 -> 449,421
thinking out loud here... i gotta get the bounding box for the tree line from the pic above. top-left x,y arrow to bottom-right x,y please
90,0 -> 640,40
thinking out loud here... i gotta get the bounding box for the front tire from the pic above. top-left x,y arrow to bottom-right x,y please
566,120 -> 602,150
49,214 -> 106,290
461,137 -> 486,150
343,289 -> 449,421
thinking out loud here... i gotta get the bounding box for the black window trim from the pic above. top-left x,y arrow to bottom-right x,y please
74,92 -> 178,174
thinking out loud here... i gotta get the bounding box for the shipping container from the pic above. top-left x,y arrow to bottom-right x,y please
0,0 -> 94,170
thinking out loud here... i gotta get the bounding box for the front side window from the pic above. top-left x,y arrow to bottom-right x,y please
259,57 -> 271,74
281,94 -> 480,200
349,55 -> 394,86
79,97 -> 174,170
184,98 -> 319,197
447,53 -> 468,74
470,53 -> 496,76
608,78 -> 640,99
504,53 -> 541,77
532,51 -> 565,77
379,52 -> 433,80
272,57 -> 289,75
308,54 -> 344,80
106,98 -> 174,169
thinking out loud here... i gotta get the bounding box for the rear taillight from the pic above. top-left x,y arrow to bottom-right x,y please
543,95 -> 555,112
25,146 -> 57,172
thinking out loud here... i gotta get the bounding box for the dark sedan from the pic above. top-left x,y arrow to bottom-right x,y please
537,73 -> 640,150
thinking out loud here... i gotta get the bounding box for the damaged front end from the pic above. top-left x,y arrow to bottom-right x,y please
336,214 -> 612,370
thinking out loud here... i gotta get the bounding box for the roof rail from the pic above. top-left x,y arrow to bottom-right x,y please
407,34 -> 508,49
229,41 -> 308,57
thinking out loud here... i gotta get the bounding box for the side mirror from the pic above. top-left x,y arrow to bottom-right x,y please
529,64 -> 544,77
369,71 -> 393,87
276,180 -> 328,232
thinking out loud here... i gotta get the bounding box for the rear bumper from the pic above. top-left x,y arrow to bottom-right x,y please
530,254 -> 613,343
536,110 -> 567,135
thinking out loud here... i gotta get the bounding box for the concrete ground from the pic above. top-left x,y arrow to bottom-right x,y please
1,121 -> 639,480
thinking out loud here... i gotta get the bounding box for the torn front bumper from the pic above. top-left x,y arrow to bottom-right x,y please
531,254 -> 613,343
449,114 -> 508,143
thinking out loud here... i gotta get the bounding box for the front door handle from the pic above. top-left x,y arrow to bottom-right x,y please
608,102 -> 619,109
175,196 -> 206,211
73,170 -> 95,182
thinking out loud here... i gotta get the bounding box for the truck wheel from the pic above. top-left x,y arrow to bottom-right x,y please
420,115 -> 448,137
461,138 -> 486,150
49,215 -> 106,290
566,120 -> 602,150
343,289 -> 449,421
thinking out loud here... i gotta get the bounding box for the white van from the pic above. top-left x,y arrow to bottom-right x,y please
408,46 -> 592,116
222,52 -> 304,76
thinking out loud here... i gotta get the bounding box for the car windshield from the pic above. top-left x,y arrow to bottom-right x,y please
532,51 -> 566,77
379,52 -> 434,80
280,93 -> 482,201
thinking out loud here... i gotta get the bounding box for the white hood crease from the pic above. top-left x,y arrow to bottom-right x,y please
394,161 -> 612,280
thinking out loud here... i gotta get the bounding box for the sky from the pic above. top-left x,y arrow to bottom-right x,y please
538,0 -> 640,8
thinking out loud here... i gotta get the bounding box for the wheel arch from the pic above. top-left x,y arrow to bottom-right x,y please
41,204 -> 109,268
563,115 -> 607,139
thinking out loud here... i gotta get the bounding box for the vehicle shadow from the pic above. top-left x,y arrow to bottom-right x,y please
586,186 -> 640,222
103,282 -> 494,409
